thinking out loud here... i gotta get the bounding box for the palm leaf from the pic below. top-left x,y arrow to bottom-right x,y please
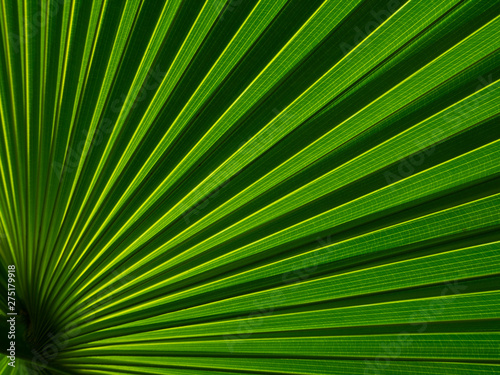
0,0 -> 499,374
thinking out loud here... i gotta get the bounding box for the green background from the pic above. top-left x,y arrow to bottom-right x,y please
0,0 -> 499,373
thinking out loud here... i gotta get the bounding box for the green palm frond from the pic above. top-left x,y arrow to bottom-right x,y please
0,0 -> 499,374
